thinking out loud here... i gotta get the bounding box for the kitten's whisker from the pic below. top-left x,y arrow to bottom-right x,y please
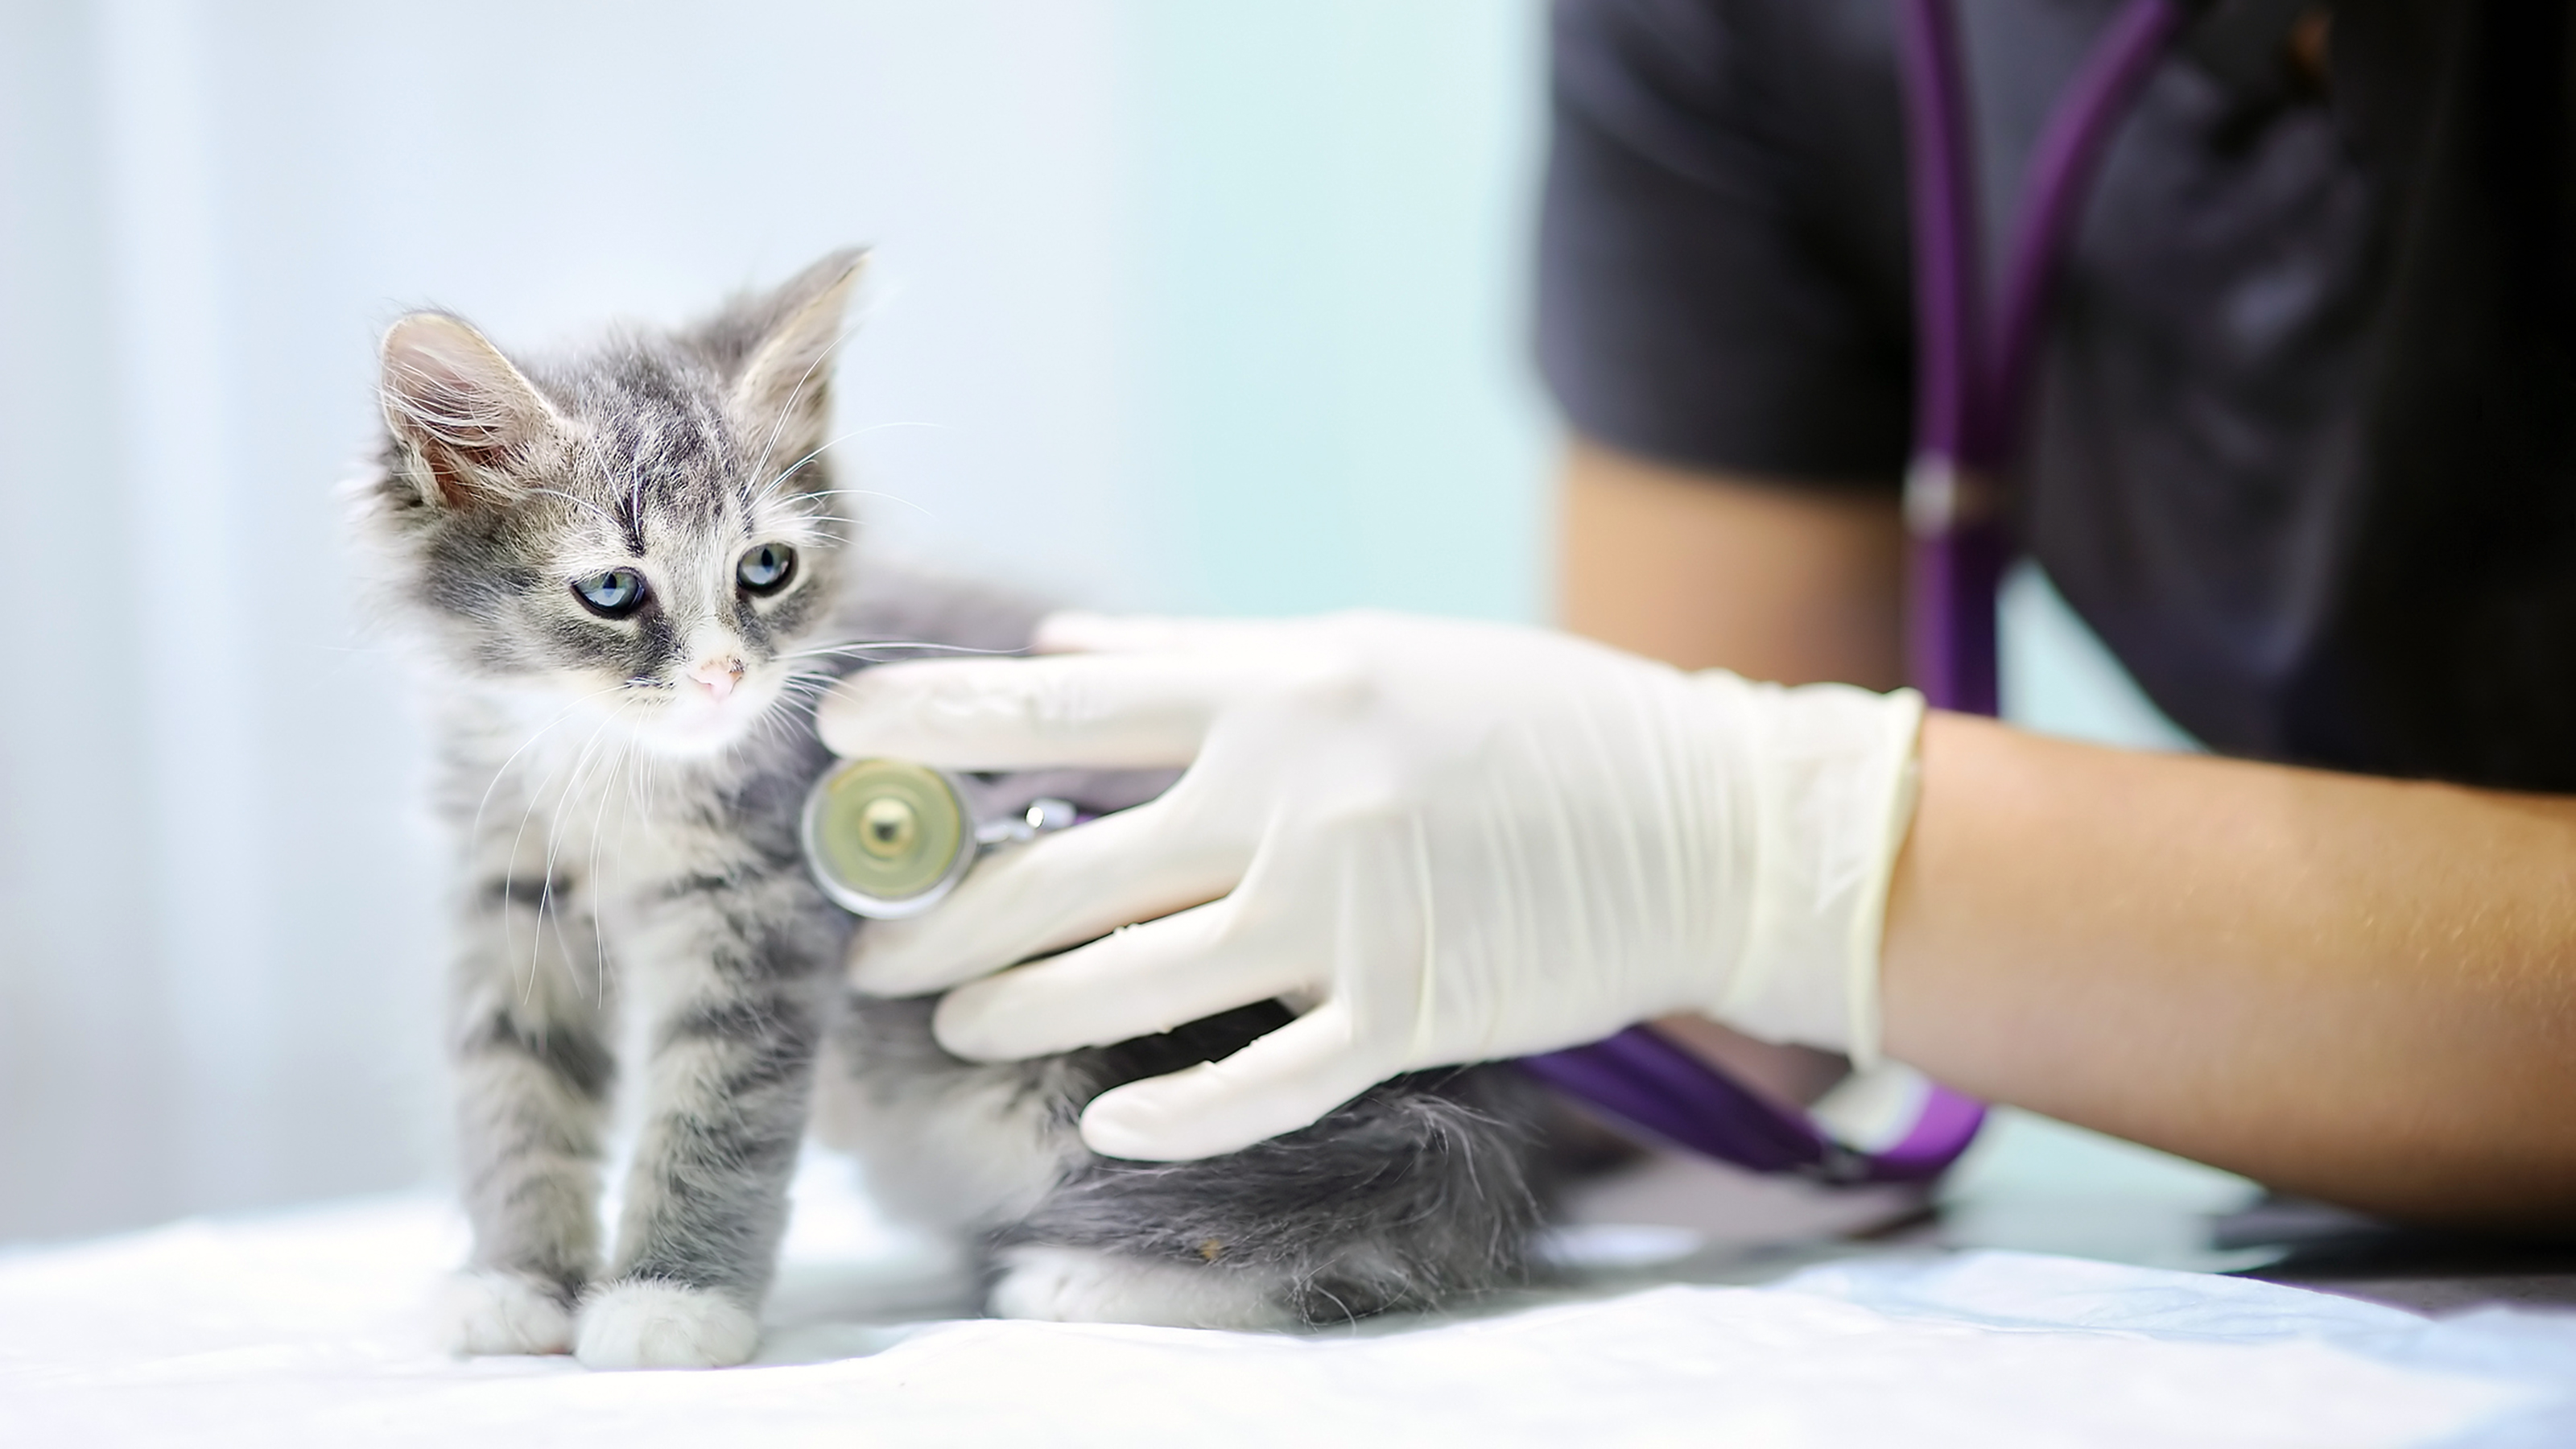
580,708 -> 648,1005
778,638 -> 1030,660
783,485 -> 933,518
746,317 -> 868,500
771,516 -> 855,548
500,736 -> 580,1010
794,485 -> 934,500
540,699 -> 632,936
745,700 -> 796,758
751,431 -> 943,515
584,715 -> 646,1005
518,696 -> 630,1003
770,672 -> 844,715
472,683 -> 635,852
752,432 -> 858,504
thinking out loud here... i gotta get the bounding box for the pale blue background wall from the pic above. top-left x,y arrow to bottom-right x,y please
1114,2 -> 1550,620
0,0 -> 1554,1241
0,0 -> 2178,1241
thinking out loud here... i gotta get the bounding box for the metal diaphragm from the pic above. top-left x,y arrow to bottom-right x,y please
800,757 -> 976,919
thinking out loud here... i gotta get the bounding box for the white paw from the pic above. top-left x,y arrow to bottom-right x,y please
574,1280 -> 760,1369
989,1244 -> 1294,1331
437,1269 -> 575,1356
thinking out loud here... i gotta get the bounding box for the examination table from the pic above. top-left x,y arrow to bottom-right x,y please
5,1115 -> 2571,1447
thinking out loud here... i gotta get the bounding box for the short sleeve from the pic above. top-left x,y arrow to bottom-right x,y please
1536,0 -> 1914,486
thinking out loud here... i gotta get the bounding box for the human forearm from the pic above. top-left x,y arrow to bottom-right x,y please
1881,712 -> 2576,1229
1558,437 -> 1904,687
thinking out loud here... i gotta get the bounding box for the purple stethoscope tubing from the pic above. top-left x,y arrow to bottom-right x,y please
1518,0 -> 2187,1185
1905,0 -> 2192,715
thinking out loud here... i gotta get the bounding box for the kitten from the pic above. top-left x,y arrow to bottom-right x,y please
353,251 -> 1558,1369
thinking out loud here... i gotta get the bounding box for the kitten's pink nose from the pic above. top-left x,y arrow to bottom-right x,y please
688,656 -> 746,701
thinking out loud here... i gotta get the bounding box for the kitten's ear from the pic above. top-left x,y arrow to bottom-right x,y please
728,249 -> 867,478
378,312 -> 560,510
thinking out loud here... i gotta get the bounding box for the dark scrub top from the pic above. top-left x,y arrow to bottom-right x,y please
1537,0 -> 2576,791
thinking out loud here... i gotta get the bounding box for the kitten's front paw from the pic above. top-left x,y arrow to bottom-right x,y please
438,1269 -> 576,1356
574,1280 -> 759,1369
990,1244 -> 1294,1331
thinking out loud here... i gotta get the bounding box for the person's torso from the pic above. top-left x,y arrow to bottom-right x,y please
1756,0 -> 2576,788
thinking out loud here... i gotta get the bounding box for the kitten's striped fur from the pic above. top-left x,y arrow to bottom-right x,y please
354,253 -> 1558,1368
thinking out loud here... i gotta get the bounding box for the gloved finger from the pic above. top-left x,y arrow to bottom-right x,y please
1032,610 -> 1265,656
848,793 -> 1248,997
1074,1002 -> 1395,1161
815,653 -> 1243,769
929,897 -> 1309,1060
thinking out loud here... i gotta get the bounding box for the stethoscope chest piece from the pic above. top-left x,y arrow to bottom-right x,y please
801,757 -> 1073,919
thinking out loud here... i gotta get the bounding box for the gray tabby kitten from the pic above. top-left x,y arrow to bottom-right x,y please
354,251 -> 1558,1370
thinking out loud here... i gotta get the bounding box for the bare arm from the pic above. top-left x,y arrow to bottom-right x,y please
1563,435 -> 2576,1228
1884,712 -> 2576,1230
1558,436 -> 1905,688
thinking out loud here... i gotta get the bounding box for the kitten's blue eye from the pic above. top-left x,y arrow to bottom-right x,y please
572,567 -> 648,618
737,543 -> 796,595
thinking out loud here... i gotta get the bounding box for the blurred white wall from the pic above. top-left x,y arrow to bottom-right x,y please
0,0 -> 2186,1245
0,0 -> 1550,1241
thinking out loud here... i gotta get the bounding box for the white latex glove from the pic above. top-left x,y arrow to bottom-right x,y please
817,610 -> 1924,1161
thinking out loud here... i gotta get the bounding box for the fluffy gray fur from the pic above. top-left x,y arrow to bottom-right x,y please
353,251 -> 1558,1368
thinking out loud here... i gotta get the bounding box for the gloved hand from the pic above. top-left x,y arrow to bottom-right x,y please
816,609 -> 1925,1161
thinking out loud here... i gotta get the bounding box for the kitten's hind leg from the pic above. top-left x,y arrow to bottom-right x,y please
989,1244 -> 1298,1331
1013,1060 -> 1556,1329
580,876 -> 841,1370
443,868 -> 617,1356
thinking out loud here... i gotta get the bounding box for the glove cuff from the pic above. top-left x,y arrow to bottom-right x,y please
1698,675 -> 1926,1063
